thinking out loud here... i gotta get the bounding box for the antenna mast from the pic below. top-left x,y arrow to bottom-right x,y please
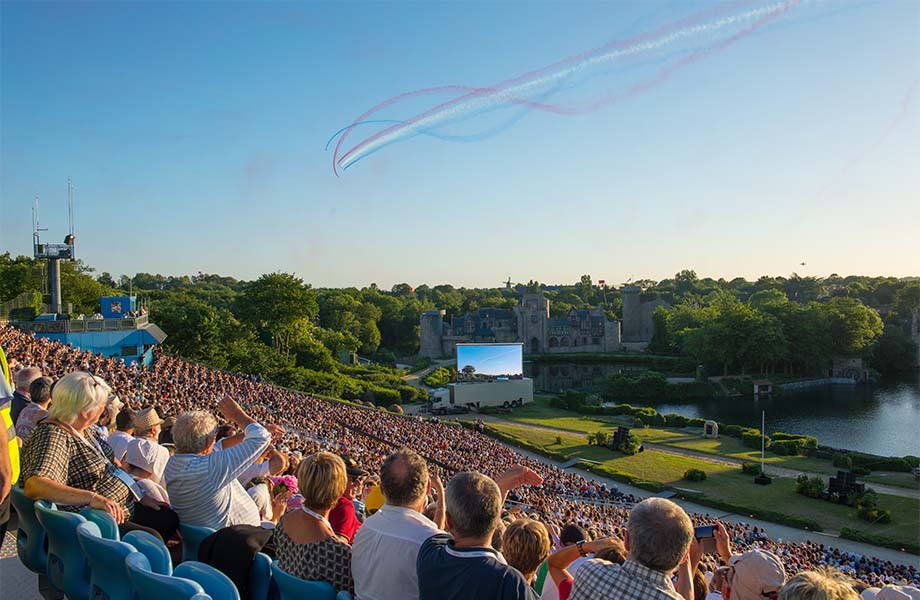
68,177 -> 75,236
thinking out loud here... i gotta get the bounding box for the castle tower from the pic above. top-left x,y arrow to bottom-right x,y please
621,285 -> 642,342
516,293 -> 549,354
419,309 -> 445,359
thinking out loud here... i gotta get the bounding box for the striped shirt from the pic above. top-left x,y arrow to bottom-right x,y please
164,422 -> 270,530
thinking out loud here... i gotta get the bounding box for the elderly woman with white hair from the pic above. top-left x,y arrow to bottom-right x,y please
19,371 -> 178,540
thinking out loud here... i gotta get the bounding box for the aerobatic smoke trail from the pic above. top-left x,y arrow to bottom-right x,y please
331,0 -> 802,175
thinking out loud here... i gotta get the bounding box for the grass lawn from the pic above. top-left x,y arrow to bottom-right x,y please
488,421 -> 920,550
862,472 -> 920,491
507,398 -> 841,475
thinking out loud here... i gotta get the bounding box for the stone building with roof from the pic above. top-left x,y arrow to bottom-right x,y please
419,293 -> 621,359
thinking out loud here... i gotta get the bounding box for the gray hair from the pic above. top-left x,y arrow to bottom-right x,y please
48,371 -> 111,425
172,411 -> 218,454
627,497 -> 693,573
445,471 -> 501,539
380,448 -> 428,508
15,366 -> 42,391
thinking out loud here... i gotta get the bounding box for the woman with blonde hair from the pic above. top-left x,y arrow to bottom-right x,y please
779,568 -> 860,600
272,451 -> 355,594
20,371 -> 175,540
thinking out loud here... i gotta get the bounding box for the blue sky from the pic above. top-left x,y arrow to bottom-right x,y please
457,344 -> 523,377
1,1 -> 917,288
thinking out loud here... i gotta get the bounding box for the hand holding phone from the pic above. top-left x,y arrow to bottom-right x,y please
694,525 -> 718,555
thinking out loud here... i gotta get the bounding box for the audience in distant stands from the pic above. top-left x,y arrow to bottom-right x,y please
1,325 -> 918,600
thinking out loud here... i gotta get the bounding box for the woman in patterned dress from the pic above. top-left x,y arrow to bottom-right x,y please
273,451 -> 355,594
19,371 -> 177,540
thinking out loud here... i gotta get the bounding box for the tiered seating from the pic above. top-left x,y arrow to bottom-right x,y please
15,492 -> 354,600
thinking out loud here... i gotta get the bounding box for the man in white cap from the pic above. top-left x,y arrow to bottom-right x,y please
713,523 -> 785,600
131,407 -> 170,483
722,549 -> 786,600
124,438 -> 170,504
861,586 -> 920,600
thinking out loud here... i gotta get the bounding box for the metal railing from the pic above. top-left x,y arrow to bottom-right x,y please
10,314 -> 148,334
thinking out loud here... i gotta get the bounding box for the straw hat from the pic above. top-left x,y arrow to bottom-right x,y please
134,407 -> 164,431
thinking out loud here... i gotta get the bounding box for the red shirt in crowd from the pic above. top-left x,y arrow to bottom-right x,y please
329,496 -> 361,543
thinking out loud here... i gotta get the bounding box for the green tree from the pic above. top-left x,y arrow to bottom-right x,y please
822,297 -> 883,356
236,273 -> 319,355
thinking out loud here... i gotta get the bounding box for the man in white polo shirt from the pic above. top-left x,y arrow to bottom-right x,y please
351,448 -> 445,600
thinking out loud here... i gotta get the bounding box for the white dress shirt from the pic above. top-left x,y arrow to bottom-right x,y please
107,430 -> 134,462
351,503 -> 442,600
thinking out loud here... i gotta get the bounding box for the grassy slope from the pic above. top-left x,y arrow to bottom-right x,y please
488,420 -> 920,550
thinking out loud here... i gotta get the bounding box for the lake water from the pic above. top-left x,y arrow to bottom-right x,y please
524,362 -> 920,457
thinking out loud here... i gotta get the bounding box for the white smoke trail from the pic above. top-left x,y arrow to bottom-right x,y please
338,1 -> 794,171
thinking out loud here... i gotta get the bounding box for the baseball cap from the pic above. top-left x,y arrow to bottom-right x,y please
729,549 -> 786,600
341,455 -> 368,478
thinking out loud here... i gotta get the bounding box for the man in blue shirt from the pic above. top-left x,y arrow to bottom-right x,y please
417,467 -> 543,600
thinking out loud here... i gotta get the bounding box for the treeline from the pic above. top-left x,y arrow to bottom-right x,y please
649,287 -> 916,375
1,254 -> 917,385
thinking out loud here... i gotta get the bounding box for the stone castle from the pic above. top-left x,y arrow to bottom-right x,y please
419,288 -> 669,358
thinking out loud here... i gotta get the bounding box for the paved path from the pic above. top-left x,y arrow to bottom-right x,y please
478,415 -> 920,500
401,359 -> 453,390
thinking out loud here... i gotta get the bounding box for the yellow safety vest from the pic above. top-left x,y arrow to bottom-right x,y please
0,344 -> 19,485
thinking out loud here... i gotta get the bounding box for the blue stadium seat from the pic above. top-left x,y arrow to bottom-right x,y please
270,562 -> 338,600
35,501 -> 90,600
124,552 -> 210,600
250,552 -> 272,600
79,507 -> 120,540
10,486 -> 50,574
77,521 -> 136,600
178,523 -> 215,562
123,530 -> 173,575
173,561 -> 240,600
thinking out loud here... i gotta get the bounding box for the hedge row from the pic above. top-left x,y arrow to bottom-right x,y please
674,492 -> 823,532
596,371 -> 716,401
840,528 -> 920,556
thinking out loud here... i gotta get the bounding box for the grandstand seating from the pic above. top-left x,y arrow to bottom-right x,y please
271,562 -> 354,600
79,506 -> 120,540
10,485 -> 49,574
123,530 -> 173,575
179,523 -> 216,562
125,552 -> 212,600
35,501 -> 93,600
77,521 -> 138,600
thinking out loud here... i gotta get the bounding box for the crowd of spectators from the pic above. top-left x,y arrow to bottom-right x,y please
1,325 -> 918,600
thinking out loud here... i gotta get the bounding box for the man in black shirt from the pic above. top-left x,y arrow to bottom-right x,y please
417,467 -> 543,600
